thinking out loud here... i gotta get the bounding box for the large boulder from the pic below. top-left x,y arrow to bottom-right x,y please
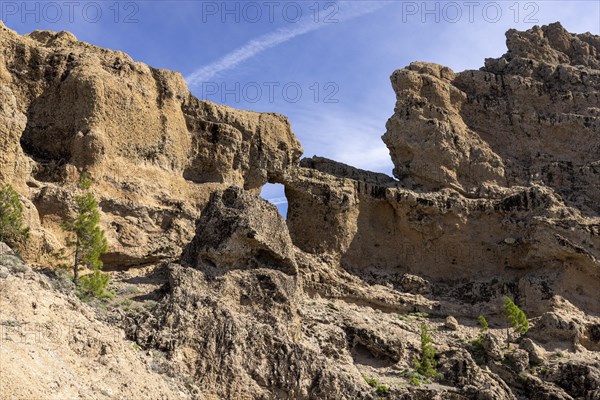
181,186 -> 297,276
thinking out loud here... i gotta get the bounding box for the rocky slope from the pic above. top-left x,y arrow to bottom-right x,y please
0,242 -> 190,399
0,21 -> 599,400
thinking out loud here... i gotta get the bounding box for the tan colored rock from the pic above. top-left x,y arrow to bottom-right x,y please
285,23 -> 600,317
0,24 -> 302,268
546,361 -> 600,399
520,338 -> 547,365
181,186 -> 297,275
581,323 -> 600,351
445,315 -> 460,331
0,247 -> 189,399
506,349 -> 530,373
398,273 -> 431,294
528,311 -> 584,347
482,332 -> 504,361
287,158 -> 599,314
382,61 -> 506,193
1,21 -> 600,400
137,250 -> 370,398
284,165 -> 360,255
383,23 -> 600,217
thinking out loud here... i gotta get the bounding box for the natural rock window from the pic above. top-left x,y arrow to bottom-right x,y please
260,183 -> 288,218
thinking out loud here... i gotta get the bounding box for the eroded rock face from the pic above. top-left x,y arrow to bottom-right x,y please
285,23 -> 600,316
0,242 -> 189,400
181,186 -> 297,276
285,158 -> 600,315
0,22 -> 302,267
2,20 -> 600,400
134,191 -> 371,400
382,22 -> 600,216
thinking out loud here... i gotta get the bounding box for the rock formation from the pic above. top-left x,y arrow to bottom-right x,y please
285,22 -> 600,317
0,20 -> 301,268
1,21 -> 599,400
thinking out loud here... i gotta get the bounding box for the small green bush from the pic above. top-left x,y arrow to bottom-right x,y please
0,184 -> 29,251
143,300 -> 158,310
77,269 -> 113,300
408,371 -> 430,386
363,376 -> 390,397
471,315 -> 488,352
478,315 -> 489,332
503,296 -> 528,347
375,384 -> 390,396
414,323 -> 437,379
471,337 -> 484,350
364,376 -> 378,388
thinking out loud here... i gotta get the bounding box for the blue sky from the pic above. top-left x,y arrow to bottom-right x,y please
2,1 -> 599,215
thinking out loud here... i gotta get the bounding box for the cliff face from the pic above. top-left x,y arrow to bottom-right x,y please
285,23 -> 600,316
383,23 -> 600,204
0,21 -> 301,268
1,21 -> 599,400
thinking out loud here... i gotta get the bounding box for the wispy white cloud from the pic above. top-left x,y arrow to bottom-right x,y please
289,103 -> 395,175
186,1 -> 390,86
265,197 -> 288,206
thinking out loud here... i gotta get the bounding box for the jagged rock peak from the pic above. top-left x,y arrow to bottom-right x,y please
485,21 -> 600,72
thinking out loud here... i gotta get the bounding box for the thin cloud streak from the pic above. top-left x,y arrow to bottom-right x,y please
186,1 -> 389,86
265,197 -> 288,206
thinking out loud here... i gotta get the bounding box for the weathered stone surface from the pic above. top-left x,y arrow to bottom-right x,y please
520,338 -> 547,365
1,21 -> 600,400
0,23 -> 302,268
181,186 -> 297,276
284,165 -> 359,255
445,315 -> 460,331
133,263 -> 372,398
286,160 -> 599,314
482,332 -> 504,361
285,23 -> 600,317
506,349 -> 530,373
546,361 -> 600,399
528,311 -> 584,346
0,244 -> 189,399
582,323 -> 600,351
383,23 -> 600,217
438,349 -> 516,400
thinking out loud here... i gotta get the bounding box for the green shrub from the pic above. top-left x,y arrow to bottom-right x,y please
364,376 -> 378,388
62,172 -> 109,297
143,300 -> 158,310
0,184 -> 29,251
503,296 -> 528,346
408,371 -> 430,386
414,323 -> 437,379
375,384 -> 390,396
77,269 -> 113,300
471,337 -> 483,350
363,376 -> 390,397
471,315 -> 488,352
478,315 -> 489,332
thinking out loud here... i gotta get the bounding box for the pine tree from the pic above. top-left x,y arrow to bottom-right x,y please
414,323 -> 437,379
62,172 -> 108,293
503,296 -> 529,347
0,184 -> 29,251
478,315 -> 489,333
